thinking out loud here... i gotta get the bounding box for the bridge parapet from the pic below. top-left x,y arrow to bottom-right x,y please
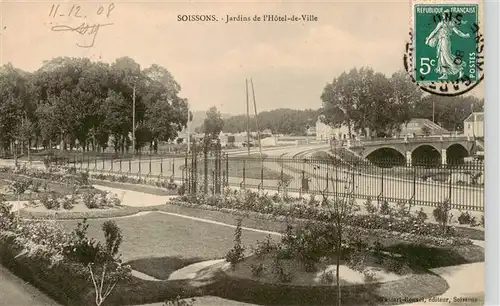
349,135 -> 471,149
347,135 -> 474,165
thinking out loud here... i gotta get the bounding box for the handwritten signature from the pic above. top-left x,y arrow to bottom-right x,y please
51,22 -> 113,48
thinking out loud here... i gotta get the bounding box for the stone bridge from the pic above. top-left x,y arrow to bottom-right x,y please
347,135 -> 475,165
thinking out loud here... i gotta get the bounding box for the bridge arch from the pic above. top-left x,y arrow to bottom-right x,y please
446,143 -> 469,165
411,144 -> 441,166
365,147 -> 406,167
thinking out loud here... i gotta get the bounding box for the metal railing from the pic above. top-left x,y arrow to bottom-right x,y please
49,152 -> 485,212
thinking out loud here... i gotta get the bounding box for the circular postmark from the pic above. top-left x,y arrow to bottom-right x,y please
404,8 -> 484,96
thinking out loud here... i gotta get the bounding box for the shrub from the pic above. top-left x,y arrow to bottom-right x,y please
178,184 -> 186,196
363,269 -> 377,283
30,180 -> 42,193
293,222 -> 338,271
364,197 -> 377,214
63,219 -> 131,306
272,258 -> 293,283
78,171 -> 90,186
164,296 -> 196,306
61,196 -> 75,210
379,200 -> 391,215
39,192 -> 61,210
0,200 -> 15,230
415,208 -> 428,222
433,198 -> 451,229
252,234 -> 277,258
319,269 -> 335,284
82,191 -> 100,209
480,214 -> 484,227
457,211 -> 477,226
395,201 -> 409,217
250,263 -> 264,277
102,220 -> 123,256
225,218 -> 245,268
9,178 -> 32,195
307,194 -> 319,207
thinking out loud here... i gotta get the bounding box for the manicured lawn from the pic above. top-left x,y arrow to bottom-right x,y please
59,211 -> 279,262
128,256 -> 205,280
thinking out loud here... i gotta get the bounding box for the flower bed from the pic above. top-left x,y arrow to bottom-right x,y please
0,165 -> 180,196
172,190 -> 472,247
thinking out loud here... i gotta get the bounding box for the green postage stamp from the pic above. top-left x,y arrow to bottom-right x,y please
413,2 -> 479,83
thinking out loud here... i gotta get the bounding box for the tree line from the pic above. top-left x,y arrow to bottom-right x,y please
1,59 -> 483,158
199,68 -> 483,139
0,57 -> 189,156
320,68 -> 483,137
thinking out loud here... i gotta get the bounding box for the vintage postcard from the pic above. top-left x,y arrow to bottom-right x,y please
0,1 -> 486,306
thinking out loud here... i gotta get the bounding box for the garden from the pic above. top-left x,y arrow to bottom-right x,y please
170,190 -> 484,305
0,164 -> 485,306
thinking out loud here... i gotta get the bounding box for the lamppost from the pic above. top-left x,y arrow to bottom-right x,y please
14,139 -> 19,169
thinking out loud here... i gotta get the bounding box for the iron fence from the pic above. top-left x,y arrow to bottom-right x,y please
55,151 -> 485,212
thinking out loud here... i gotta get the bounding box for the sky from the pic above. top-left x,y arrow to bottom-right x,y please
0,0 -> 484,115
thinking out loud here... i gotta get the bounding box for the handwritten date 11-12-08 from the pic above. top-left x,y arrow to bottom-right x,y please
48,3 -> 115,48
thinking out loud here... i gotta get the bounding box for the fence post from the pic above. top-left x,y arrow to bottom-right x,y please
184,154 -> 189,194
102,157 -> 104,173
138,154 -> 142,177
226,153 -> 229,187
448,169 -> 452,203
410,167 -> 416,210
242,160 -> 246,189
149,154 -> 152,177
280,169 -> 284,194
128,159 -> 131,173
378,167 -> 384,209
110,159 -> 113,173
119,159 -> 122,173
204,148 -> 208,194
212,170 -> 216,195
160,156 -> 163,177
335,164 -> 338,197
172,158 -> 175,180
351,168 -> 355,194
326,169 -> 329,194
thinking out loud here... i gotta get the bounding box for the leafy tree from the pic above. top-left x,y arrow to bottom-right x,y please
0,64 -> 36,154
411,95 -> 483,131
203,106 -> 224,139
389,70 -> 422,129
320,69 -> 361,137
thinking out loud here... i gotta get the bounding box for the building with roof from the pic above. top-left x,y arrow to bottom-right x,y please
315,117 -> 359,141
398,118 -> 449,137
464,112 -> 484,138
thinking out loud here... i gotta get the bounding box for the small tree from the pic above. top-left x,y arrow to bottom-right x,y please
225,218 -> 246,269
316,169 -> 359,306
64,219 -> 131,306
203,106 -> 225,140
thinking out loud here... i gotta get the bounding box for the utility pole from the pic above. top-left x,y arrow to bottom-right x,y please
250,79 -> 263,159
245,79 -> 251,156
187,103 -> 191,154
132,84 -> 136,156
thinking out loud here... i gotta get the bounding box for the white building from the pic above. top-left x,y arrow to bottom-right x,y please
315,117 -> 358,141
464,112 -> 484,138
